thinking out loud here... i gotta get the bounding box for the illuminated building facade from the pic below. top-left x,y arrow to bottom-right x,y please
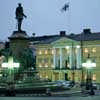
30,29 -> 100,83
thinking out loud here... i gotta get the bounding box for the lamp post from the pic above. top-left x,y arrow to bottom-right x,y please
2,56 -> 20,82
2,56 -> 20,96
82,57 -> 96,95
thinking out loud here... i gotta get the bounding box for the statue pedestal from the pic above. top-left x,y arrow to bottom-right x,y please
8,30 -> 29,58
9,31 -> 28,39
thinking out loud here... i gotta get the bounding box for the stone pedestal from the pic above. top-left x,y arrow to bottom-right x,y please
8,31 -> 29,58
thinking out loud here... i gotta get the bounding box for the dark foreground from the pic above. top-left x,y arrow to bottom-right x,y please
0,96 -> 100,100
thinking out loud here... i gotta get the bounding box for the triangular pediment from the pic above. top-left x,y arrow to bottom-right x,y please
51,37 -> 78,47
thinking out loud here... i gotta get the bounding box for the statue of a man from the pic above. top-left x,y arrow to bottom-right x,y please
15,3 -> 27,31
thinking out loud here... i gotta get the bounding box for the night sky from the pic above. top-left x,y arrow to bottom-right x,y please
0,0 -> 100,41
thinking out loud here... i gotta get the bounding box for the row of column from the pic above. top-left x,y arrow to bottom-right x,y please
53,47 -> 81,69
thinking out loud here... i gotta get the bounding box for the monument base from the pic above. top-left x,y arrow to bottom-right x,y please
8,30 -> 29,39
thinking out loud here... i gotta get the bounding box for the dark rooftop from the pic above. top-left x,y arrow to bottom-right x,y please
70,29 -> 100,41
29,29 -> 100,44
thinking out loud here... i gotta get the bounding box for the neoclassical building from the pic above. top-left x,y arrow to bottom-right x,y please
29,29 -> 100,83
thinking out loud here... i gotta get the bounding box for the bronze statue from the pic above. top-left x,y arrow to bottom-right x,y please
15,3 -> 27,31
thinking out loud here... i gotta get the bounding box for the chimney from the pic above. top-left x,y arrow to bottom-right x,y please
60,31 -> 66,36
83,29 -> 91,34
32,33 -> 36,37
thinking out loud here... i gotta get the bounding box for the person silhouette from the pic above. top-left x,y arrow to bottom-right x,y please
15,3 -> 27,31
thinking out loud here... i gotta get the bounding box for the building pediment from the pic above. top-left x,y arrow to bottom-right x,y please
51,37 -> 78,47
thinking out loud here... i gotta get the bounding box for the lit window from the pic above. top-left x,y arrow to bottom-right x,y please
39,50 -> 42,55
52,50 -> 54,54
65,46 -> 70,54
45,50 -> 48,54
65,46 -> 69,49
40,75 -> 42,78
92,48 -> 96,53
52,64 -> 55,68
93,74 -> 96,81
39,64 -> 42,68
67,64 -> 70,67
45,63 -> 48,67
75,49 -> 77,54
84,48 -> 88,53
46,76 -> 48,79
84,74 -> 87,80
76,45 -> 80,48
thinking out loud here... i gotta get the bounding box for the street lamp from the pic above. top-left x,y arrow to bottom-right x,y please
2,56 -> 20,82
2,57 -> 20,69
1,56 -> 20,96
82,57 -> 96,95
82,59 -> 96,69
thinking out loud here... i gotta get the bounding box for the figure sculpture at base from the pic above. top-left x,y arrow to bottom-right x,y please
15,3 -> 27,32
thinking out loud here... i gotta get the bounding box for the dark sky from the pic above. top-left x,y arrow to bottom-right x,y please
0,0 -> 100,41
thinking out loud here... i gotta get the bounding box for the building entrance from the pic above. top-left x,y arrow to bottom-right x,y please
65,73 -> 68,81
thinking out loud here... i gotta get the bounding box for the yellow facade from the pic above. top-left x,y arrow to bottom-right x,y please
34,37 -> 100,83
82,40 -> 100,83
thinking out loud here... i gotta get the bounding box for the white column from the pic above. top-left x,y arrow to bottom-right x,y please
53,48 -> 56,68
76,47 -> 81,69
69,47 -> 72,69
60,48 -> 63,69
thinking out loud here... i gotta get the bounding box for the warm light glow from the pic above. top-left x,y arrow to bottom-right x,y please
45,64 -> 48,67
92,48 -> 96,53
52,64 -> 55,68
67,64 -> 70,67
82,59 -> 96,68
45,50 -> 48,54
40,75 -> 42,78
93,74 -> 96,81
76,45 -> 80,48
39,64 -> 42,67
85,75 -> 87,80
39,50 -> 42,55
65,46 -> 69,49
46,76 -> 48,78
52,50 -> 54,54
84,48 -> 88,53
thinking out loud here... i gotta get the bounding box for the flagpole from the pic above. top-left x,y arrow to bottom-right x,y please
67,1 -> 71,34
61,1 -> 71,34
